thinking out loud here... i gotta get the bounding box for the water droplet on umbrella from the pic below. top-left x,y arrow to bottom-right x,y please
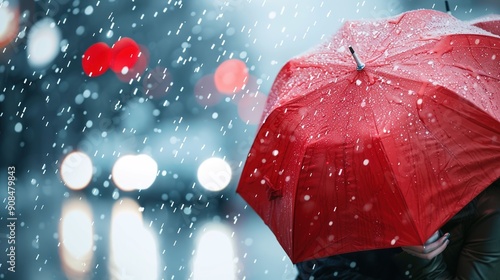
363,203 -> 373,211
391,236 -> 400,245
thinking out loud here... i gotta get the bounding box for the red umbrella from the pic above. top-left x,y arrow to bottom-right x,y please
469,14 -> 500,35
237,9 -> 500,263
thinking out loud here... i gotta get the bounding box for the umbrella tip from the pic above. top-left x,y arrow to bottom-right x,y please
445,0 -> 452,14
348,46 -> 365,71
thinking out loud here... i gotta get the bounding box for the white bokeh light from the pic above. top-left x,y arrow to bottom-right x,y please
192,223 -> 236,280
197,157 -> 232,191
110,198 -> 159,280
60,151 -> 93,190
112,154 -> 158,191
27,17 -> 61,68
59,198 -> 94,278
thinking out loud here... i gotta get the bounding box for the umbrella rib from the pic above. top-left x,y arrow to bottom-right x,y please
363,91 -> 424,244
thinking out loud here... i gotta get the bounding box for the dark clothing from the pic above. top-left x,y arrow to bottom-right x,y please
296,248 -> 405,279
296,179 -> 500,280
396,179 -> 500,280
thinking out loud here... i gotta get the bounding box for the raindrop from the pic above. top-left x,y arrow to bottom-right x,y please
76,26 -> 85,35
121,66 -> 129,75
363,203 -> 373,211
14,122 -> 22,132
363,159 -> 369,166
244,238 -> 253,246
84,5 -> 94,15
112,190 -> 119,200
391,236 -> 400,245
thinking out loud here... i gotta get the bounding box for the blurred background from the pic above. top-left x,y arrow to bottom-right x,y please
0,0 -> 498,279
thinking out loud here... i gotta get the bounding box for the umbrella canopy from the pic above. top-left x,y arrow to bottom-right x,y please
237,9 -> 500,263
469,14 -> 500,35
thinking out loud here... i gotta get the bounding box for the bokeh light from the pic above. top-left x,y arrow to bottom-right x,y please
60,151 -> 94,191
192,223 -> 236,280
110,37 -> 141,74
4,1 -> 498,279
0,2 -> 18,48
82,42 -> 112,77
59,198 -> 94,279
142,66 -> 172,99
237,91 -> 267,125
116,44 -> 149,83
196,157 -> 232,191
111,154 -> 158,191
27,17 -> 61,69
109,198 -> 159,280
194,74 -> 223,107
214,59 -> 248,94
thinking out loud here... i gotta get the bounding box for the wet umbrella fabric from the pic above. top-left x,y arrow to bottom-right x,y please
236,10 -> 500,263
469,14 -> 500,36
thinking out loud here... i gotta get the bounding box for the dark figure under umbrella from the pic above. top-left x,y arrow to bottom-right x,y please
296,179 -> 500,279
